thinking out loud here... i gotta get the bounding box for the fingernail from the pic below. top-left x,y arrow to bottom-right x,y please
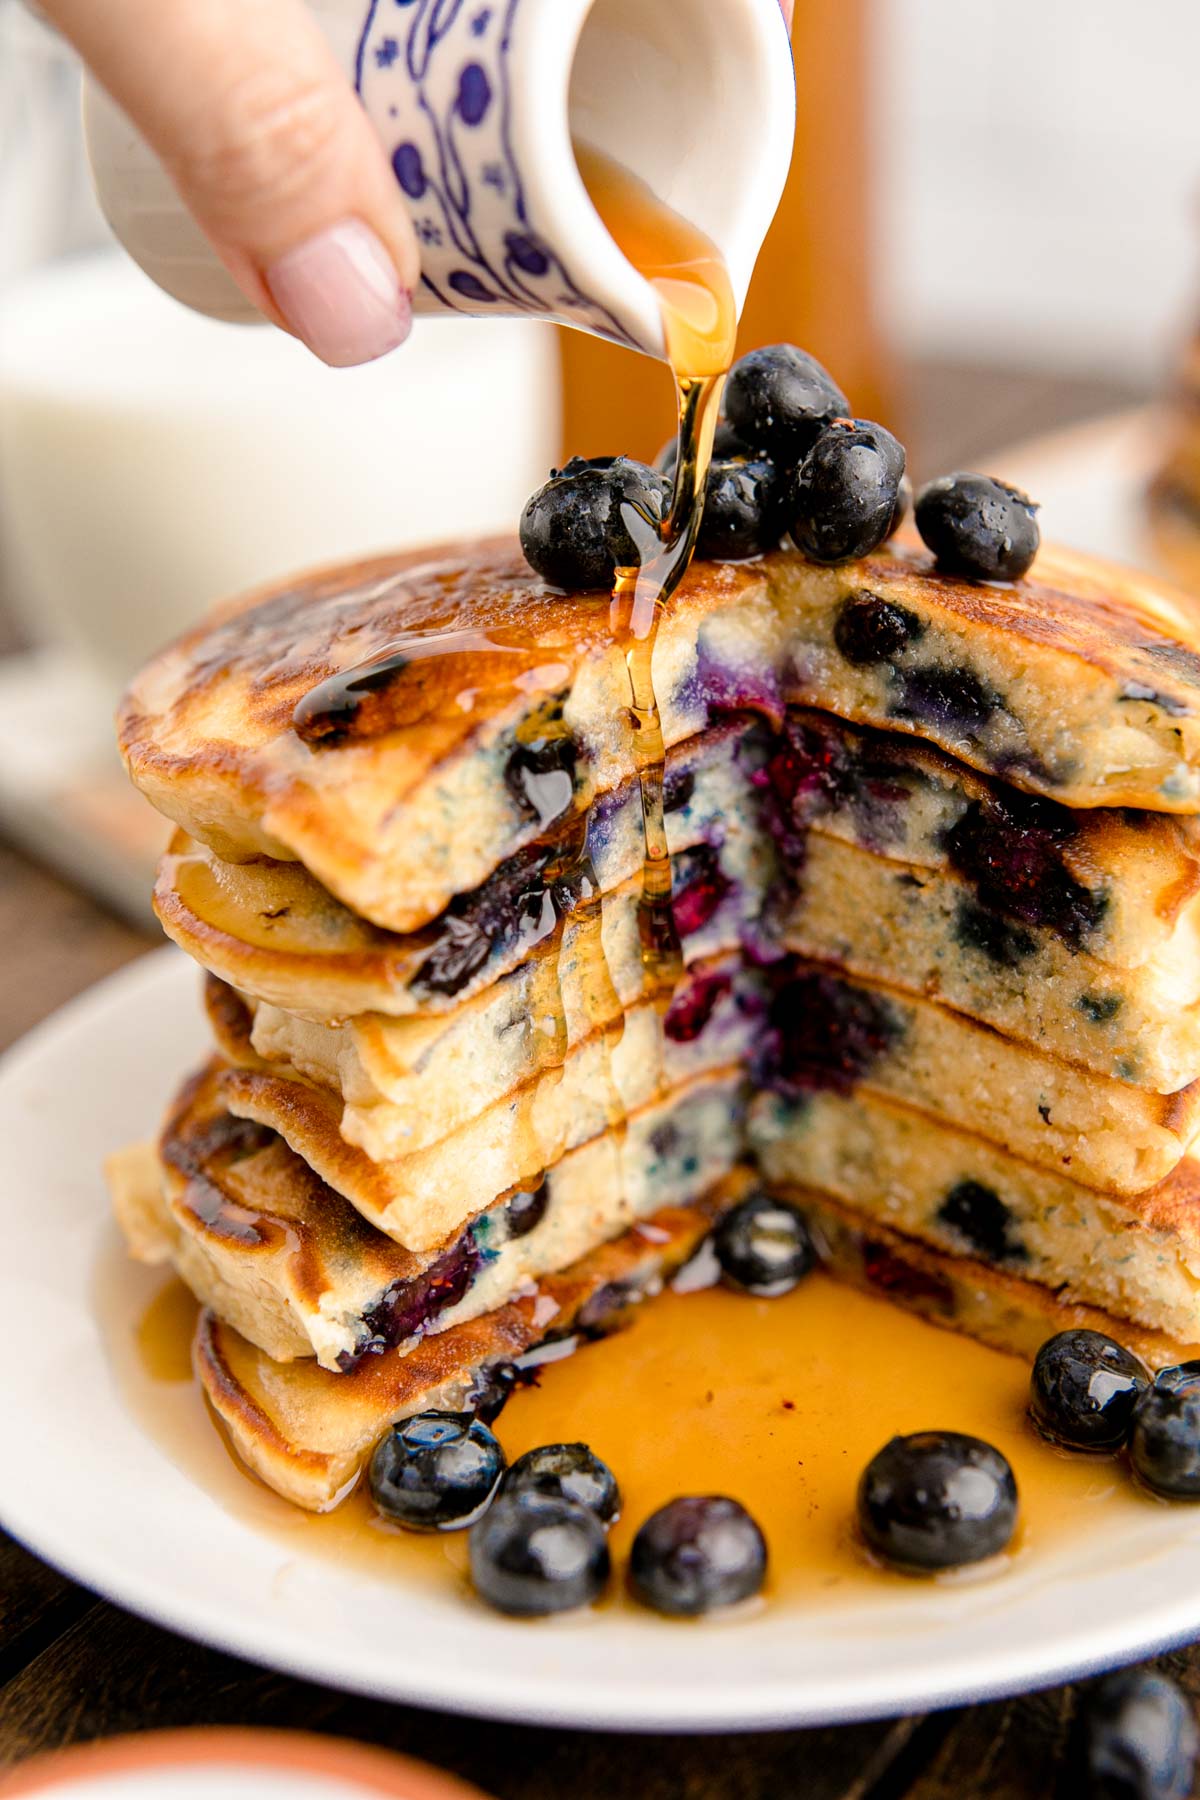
266,219 -> 412,366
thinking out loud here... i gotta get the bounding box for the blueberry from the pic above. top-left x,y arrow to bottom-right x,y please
896,664 -> 1000,733
505,1180 -> 548,1239
656,416 -> 750,475
468,1492 -> 610,1615
1129,1385 -> 1200,1499
936,1178 -> 1027,1266
520,455 -> 669,589
764,966 -> 900,1096
724,344 -> 849,460
833,592 -> 924,666
629,1495 -> 767,1616
696,455 -> 786,560
857,1431 -> 1018,1571
1029,1330 -> 1151,1451
788,419 -> 907,564
369,1410 -> 505,1531
1078,1668 -> 1199,1800
503,1442 -> 620,1524
713,1193 -> 815,1296
914,473 -> 1040,581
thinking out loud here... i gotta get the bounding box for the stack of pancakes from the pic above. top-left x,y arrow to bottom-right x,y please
1150,322 -> 1200,595
110,536 -> 1200,1510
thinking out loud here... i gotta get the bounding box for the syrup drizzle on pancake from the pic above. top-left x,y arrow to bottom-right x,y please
293,627 -> 568,751
288,151 -> 735,1190
577,143 -> 736,1003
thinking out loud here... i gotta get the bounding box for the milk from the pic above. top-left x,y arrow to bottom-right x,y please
0,253 -> 560,682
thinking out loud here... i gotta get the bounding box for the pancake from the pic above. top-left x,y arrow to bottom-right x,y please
752,1084 -> 1200,1343
766,708 -> 1200,974
783,831 -> 1200,1090
783,1185 -> 1198,1369
213,948 -> 1200,1198
160,701 -> 1200,1023
110,1082 -> 425,1369
195,1181 -> 744,1510
154,729 -> 772,1022
220,1059 -> 744,1253
152,713 -> 765,1018
208,951 -> 755,1166
119,537 -> 1200,937
761,959 -> 1200,1195
111,1052 -> 744,1370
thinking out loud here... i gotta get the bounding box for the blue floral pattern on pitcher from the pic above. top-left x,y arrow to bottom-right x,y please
355,0 -> 636,343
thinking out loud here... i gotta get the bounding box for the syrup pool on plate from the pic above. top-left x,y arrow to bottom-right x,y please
102,1238 -> 1149,1611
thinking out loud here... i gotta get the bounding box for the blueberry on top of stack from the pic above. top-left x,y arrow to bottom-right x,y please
522,346 -> 1037,588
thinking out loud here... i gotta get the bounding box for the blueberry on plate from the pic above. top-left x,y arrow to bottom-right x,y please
1029,1329 -> 1150,1451
656,416 -> 750,475
857,1431 -> 1018,1571
503,1442 -> 621,1524
369,1410 -> 505,1531
713,1193 -> 815,1297
697,455 -> 786,560
724,344 -> 849,461
914,473 -> 1040,581
469,1492 -> 610,1615
1129,1384 -> 1200,1499
787,419 -> 907,565
629,1495 -> 767,1616
519,455 -> 669,589
1077,1667 -> 1198,1800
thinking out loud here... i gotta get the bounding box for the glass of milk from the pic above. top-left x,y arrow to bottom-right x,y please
0,252 -> 560,684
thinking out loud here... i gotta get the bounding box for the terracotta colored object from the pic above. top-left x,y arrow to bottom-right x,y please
0,1729 -> 492,1799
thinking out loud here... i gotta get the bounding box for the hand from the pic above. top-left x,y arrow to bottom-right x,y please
43,0 -> 419,367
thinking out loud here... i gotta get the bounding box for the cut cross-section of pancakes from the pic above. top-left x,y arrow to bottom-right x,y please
756,960 -> 1200,1195
752,1085 -> 1200,1343
218,1058 -> 744,1255
781,832 -> 1200,1088
110,529 -> 1200,1514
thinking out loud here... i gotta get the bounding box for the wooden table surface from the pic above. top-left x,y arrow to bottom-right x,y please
3,361 -> 1195,1797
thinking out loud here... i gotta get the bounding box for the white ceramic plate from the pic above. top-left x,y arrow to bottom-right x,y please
4,949 -> 1200,1733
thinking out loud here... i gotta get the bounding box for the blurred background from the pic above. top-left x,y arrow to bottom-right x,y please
0,0 -> 1197,996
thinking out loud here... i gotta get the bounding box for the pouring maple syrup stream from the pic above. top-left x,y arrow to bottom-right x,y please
575,143 -> 737,1000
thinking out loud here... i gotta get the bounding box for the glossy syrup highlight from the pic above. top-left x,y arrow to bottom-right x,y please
576,142 -> 736,1002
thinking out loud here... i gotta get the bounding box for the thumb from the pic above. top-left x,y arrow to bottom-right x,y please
49,0 -> 419,366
